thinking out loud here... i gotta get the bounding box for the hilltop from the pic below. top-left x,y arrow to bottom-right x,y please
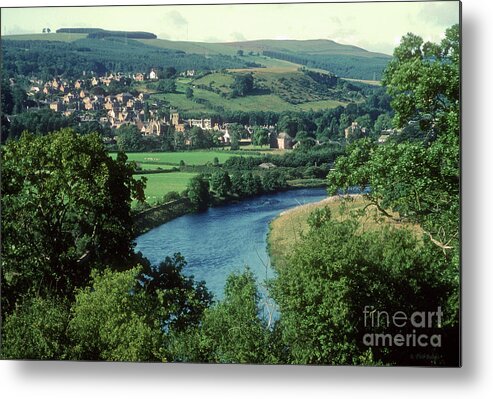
3,32 -> 390,80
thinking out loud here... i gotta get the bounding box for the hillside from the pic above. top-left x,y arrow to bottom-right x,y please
3,33 -> 390,80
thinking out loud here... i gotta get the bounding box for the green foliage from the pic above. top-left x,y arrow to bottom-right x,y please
185,86 -> 194,99
252,126 -> 270,146
328,25 -> 460,248
2,38 -> 251,80
230,74 -> 254,97
187,174 -> 210,211
116,124 -> 144,152
157,79 -> 177,93
1,296 -> 71,360
187,126 -> 214,149
1,129 -> 146,313
171,269 -> 275,363
272,214 -> 458,365
210,170 -> 232,197
382,24 -> 459,140
6,109 -> 73,141
68,266 -> 165,361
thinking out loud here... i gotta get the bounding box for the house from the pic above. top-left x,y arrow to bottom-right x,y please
187,118 -> 212,130
344,121 -> 367,139
91,77 -> 99,86
276,132 -> 294,150
174,123 -> 186,133
116,92 -> 133,104
134,73 -> 145,82
50,101 -> 65,112
170,112 -> 181,127
149,69 -> 159,80
74,80 -> 84,89
144,120 -> 165,136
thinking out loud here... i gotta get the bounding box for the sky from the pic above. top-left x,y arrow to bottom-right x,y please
1,1 -> 460,55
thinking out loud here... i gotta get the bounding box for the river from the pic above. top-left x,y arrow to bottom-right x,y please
135,187 -> 327,300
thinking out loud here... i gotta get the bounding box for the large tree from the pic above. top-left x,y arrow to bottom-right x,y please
328,24 -> 460,249
1,129 -> 146,313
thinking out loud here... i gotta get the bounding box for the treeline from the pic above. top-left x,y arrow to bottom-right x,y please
1,38 -> 251,80
263,50 -> 390,80
185,169 -> 288,212
56,28 -> 157,39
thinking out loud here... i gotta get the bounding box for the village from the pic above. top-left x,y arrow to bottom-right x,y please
26,69 -> 290,149
24,67 -> 394,150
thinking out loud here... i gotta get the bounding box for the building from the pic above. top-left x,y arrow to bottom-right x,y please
344,121 -> 367,140
134,73 -> 145,82
187,118 -> 212,130
170,111 -> 181,127
276,132 -> 294,150
49,101 -> 65,112
149,69 -> 159,80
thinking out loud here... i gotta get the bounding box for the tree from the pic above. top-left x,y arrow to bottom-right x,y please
230,74 -> 254,97
236,49 -> 244,57
329,25 -> 460,247
228,123 -> 243,150
188,126 -> 213,149
187,175 -> 210,211
382,24 -> 459,140
210,170 -> 232,198
116,124 -> 144,152
68,266 -> 165,361
272,211 -> 457,365
163,66 -> 177,79
373,113 -> 393,134
1,296 -> 71,360
230,173 -> 245,197
172,269 -> 274,363
323,25 -> 460,365
186,86 -> 194,99
12,85 -> 28,114
252,126 -> 269,147
1,129 -> 146,313
157,79 -> 176,93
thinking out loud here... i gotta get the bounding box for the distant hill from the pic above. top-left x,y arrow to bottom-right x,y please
2,33 -> 391,80
56,28 -> 157,39
138,38 -> 391,80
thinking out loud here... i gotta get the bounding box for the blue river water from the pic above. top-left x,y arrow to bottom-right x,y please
135,187 -> 327,301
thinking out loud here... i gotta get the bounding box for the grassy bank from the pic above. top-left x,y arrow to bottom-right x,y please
268,195 -> 423,270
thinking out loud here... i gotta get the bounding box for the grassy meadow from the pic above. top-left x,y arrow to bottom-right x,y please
268,195 -> 423,270
111,151 -> 242,166
134,172 -> 198,203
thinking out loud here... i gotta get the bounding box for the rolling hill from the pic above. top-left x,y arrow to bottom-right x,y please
3,32 -> 391,80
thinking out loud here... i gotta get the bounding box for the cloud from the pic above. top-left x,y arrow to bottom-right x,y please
230,32 -> 246,42
164,10 -> 188,28
416,2 -> 459,27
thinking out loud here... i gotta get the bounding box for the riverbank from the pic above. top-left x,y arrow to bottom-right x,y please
133,179 -> 327,237
267,194 -> 423,270
133,198 -> 192,236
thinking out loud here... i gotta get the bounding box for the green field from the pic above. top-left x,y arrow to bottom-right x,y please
112,151 -> 245,166
135,172 -> 197,203
137,163 -> 177,170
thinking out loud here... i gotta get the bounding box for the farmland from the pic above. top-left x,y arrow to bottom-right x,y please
110,151 -> 244,166
134,172 -> 198,203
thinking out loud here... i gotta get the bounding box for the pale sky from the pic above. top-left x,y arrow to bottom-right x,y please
1,1 -> 460,55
